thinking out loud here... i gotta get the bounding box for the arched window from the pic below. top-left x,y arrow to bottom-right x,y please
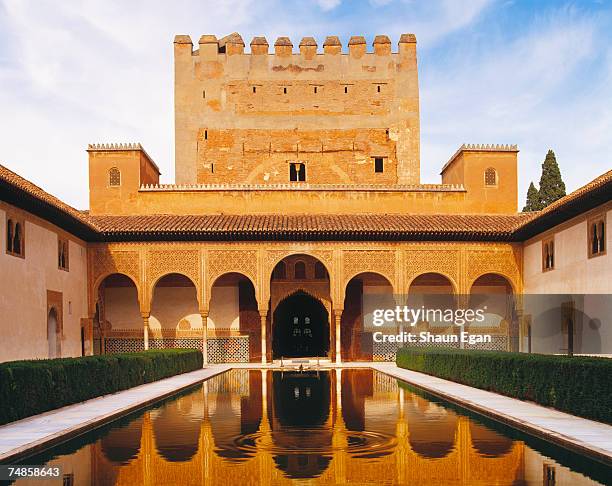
294,261 -> 306,279
289,163 -> 306,182
273,261 -> 287,279
13,223 -> 22,255
314,261 -> 327,279
589,217 -> 606,257
109,167 -> 121,187
484,167 -> 497,186
542,238 -> 554,271
58,239 -> 69,270
6,219 -> 13,253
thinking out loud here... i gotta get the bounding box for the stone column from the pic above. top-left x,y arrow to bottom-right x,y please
260,310 -> 268,364
200,311 -> 209,365
334,310 -> 342,364
142,313 -> 150,350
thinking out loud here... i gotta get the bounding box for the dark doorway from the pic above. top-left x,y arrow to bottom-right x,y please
273,292 -> 329,358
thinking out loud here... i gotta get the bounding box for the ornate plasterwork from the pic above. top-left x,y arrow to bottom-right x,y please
466,247 -> 521,292
208,249 -> 258,285
92,248 -> 140,288
342,250 -> 396,288
405,249 -> 460,291
148,249 -> 200,286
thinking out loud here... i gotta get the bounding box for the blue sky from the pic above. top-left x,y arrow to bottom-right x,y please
0,0 -> 610,209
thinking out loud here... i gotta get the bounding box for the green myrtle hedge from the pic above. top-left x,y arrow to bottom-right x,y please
0,349 -> 202,425
396,348 -> 612,424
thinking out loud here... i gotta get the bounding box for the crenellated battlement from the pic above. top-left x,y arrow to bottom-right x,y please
174,32 -> 416,58
173,31 -> 421,187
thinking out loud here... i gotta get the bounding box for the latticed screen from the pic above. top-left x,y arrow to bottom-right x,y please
484,167 -> 497,186
109,167 -> 121,186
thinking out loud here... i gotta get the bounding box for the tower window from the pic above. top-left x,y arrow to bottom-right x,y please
202,89 -> 206,98
588,216 -> 606,258
109,167 -> 121,187
374,157 -> 384,173
252,86 -> 257,93
484,167 -> 497,186
210,163 -> 214,174
294,261 -> 306,279
204,130 -> 208,140
283,87 -> 287,94
314,86 -> 318,94
344,86 -> 348,94
289,162 -> 306,182
377,85 -> 381,93
542,238 -> 554,272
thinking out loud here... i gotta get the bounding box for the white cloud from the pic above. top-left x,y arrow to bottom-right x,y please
419,6 -> 612,205
0,0 -> 609,211
316,0 -> 342,11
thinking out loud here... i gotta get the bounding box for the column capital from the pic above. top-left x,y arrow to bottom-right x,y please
140,311 -> 150,319
199,309 -> 209,318
259,309 -> 268,318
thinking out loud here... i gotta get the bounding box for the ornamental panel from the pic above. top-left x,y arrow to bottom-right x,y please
343,250 -> 396,287
405,249 -> 460,289
148,249 -> 200,286
208,250 -> 258,284
466,247 -> 521,292
92,249 -> 140,286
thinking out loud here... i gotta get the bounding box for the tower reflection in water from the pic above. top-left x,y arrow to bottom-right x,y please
19,369 -> 605,485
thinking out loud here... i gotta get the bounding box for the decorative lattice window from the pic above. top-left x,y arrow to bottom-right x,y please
109,167 -> 121,187
484,167 -> 497,186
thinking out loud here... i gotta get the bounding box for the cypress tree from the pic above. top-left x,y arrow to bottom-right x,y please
537,150 -> 566,208
522,181 -> 541,212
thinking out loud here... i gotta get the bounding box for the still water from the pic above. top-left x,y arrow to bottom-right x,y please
12,369 -> 611,485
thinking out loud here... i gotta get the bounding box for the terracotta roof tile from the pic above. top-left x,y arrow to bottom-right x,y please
89,213 -> 530,241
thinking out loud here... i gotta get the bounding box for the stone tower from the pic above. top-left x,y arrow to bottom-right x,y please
173,33 -> 420,185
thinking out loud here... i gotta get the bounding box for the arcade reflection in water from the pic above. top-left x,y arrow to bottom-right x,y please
15,369 -> 607,485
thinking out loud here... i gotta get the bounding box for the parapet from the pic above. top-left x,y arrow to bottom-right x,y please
87,143 -> 160,175
176,33 -> 417,57
441,144 -> 519,174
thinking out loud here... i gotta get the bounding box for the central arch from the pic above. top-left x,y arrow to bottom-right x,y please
272,291 -> 329,359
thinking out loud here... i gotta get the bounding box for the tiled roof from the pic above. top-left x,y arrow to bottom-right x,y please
1,163 -> 610,243
515,169 -> 612,239
0,164 -> 97,238
90,213 -> 531,241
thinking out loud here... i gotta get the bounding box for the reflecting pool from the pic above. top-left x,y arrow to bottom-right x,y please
10,369 -> 611,485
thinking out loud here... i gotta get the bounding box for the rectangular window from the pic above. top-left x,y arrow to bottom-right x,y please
374,157 -> 385,173
289,162 -> 306,182
58,237 -> 69,271
541,237 -> 554,272
588,215 -> 606,258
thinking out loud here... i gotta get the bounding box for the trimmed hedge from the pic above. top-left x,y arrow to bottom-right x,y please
0,349 -> 202,425
396,348 -> 612,424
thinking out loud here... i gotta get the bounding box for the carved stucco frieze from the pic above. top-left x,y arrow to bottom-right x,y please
342,250 -> 396,288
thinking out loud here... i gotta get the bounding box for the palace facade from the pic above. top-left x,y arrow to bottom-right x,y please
1,33 -> 610,364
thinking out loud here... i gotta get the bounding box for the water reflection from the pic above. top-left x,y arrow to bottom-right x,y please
15,369 -> 607,485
